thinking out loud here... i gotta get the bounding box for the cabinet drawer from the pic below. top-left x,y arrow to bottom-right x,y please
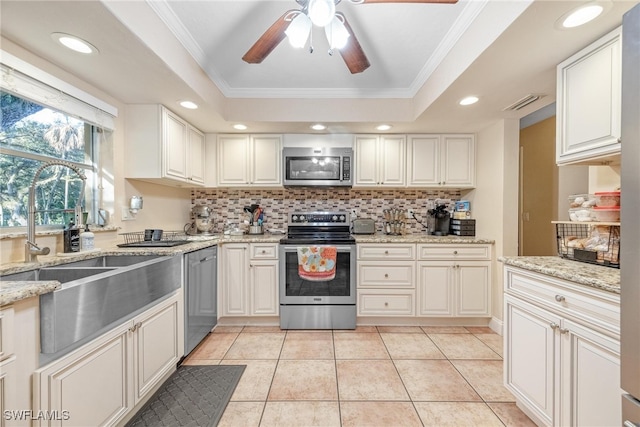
418,244 -> 491,260
358,244 -> 415,260
505,268 -> 620,334
358,290 -> 415,316
0,306 -> 14,362
250,243 -> 278,259
358,262 -> 414,288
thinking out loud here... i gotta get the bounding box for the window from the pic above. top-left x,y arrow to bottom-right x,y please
0,91 -> 98,228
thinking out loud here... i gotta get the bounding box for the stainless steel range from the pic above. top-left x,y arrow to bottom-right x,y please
279,211 -> 356,329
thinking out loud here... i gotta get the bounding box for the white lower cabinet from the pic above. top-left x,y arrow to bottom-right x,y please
33,291 -> 182,427
504,266 -> 621,427
356,244 -> 415,316
417,244 -> 491,317
220,243 -> 279,317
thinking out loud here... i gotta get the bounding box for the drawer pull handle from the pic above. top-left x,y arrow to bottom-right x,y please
550,323 -> 559,330
560,327 -> 570,334
555,295 -> 566,303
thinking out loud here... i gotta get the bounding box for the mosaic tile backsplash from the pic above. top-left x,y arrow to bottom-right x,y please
192,188 -> 463,234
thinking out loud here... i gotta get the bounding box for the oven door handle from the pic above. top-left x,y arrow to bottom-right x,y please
281,245 -> 354,252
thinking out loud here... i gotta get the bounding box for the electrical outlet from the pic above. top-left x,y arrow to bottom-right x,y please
121,207 -> 134,221
407,208 -> 415,218
351,209 -> 358,219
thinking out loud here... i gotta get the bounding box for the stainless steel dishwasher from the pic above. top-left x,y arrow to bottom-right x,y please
184,246 -> 217,356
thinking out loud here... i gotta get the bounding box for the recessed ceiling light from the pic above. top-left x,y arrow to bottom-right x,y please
51,33 -> 98,54
233,124 -> 248,130
376,124 -> 392,131
557,2 -> 609,29
310,124 -> 326,131
459,96 -> 479,106
179,101 -> 198,109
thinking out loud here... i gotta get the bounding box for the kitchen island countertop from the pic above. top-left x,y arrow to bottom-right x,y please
499,256 -> 620,294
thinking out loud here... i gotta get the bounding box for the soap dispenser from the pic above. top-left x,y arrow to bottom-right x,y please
80,223 -> 95,251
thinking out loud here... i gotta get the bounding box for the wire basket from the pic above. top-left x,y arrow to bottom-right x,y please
556,222 -> 619,268
119,230 -> 186,245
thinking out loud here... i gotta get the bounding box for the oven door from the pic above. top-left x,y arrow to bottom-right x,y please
279,244 -> 356,305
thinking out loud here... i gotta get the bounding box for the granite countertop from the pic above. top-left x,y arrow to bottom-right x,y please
499,256 -> 620,294
0,233 -> 286,306
354,233 -> 494,244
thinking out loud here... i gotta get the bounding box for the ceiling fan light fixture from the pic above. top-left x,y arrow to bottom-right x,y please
325,16 -> 350,49
308,0 -> 336,27
285,12 -> 312,48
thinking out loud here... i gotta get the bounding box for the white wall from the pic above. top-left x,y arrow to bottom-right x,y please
465,118 -> 520,324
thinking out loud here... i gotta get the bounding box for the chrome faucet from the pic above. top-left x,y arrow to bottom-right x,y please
26,160 -> 86,263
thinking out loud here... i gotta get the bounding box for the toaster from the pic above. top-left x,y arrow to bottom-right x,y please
352,218 -> 376,235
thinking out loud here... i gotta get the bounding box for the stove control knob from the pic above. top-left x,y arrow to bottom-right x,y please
300,215 -> 305,222
292,215 -> 298,221
332,215 -> 338,221
339,215 -> 345,222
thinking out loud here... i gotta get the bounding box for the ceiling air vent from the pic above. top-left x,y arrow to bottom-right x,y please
503,94 -> 545,111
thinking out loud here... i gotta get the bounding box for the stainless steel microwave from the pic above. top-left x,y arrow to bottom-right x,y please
282,147 -> 353,187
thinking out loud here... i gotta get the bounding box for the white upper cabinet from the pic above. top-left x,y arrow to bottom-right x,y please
218,134 -> 282,186
407,134 -> 475,188
354,135 -> 406,186
125,105 -> 206,187
556,27 -> 622,165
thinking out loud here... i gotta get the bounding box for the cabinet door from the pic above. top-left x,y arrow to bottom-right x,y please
221,244 -> 249,315
379,135 -> 406,186
163,108 -> 188,180
561,319 -> 621,427
250,260 -> 279,315
34,324 -> 133,427
354,135 -> 379,186
407,135 -> 440,187
417,262 -> 453,316
134,295 -> 180,402
504,296 -> 559,427
218,135 -> 250,186
456,261 -> 490,316
0,358 -> 16,427
556,27 -> 621,165
251,135 -> 282,186
188,126 -> 205,185
441,135 -> 475,187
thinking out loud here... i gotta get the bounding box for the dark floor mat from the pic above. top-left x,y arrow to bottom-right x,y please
126,365 -> 245,427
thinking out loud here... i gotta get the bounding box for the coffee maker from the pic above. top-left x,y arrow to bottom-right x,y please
427,203 -> 451,236
184,205 -> 216,235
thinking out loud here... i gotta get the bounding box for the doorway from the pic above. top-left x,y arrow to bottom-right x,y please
519,116 -> 558,256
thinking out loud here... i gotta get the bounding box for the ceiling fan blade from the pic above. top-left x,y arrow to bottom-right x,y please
242,10 -> 296,64
337,13 -> 370,74
358,0 -> 458,3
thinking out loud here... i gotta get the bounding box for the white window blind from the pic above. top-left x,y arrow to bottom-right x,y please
0,49 -> 117,131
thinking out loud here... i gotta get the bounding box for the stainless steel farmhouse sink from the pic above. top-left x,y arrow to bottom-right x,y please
1,254 -> 181,358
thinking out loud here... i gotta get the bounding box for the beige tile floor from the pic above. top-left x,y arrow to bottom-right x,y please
183,325 -> 536,427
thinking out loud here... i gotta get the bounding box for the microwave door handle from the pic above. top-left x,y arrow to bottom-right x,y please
340,157 -> 343,182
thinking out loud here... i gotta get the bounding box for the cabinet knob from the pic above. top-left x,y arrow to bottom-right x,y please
384,250 -> 389,255
453,250 -> 458,255
559,327 -> 570,334
261,250 -> 266,254
549,322 -> 559,330
555,295 -> 566,303
384,273 -> 389,278
384,302 -> 389,307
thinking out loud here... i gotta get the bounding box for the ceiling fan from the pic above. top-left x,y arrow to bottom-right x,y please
242,0 -> 458,74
